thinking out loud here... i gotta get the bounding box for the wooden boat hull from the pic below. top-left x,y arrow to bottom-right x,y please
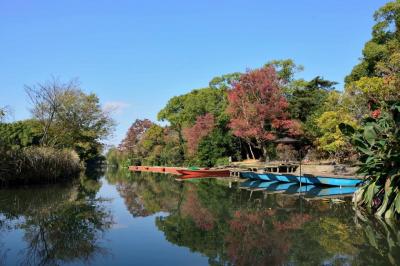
164,167 -> 182,175
128,166 -> 140,171
176,169 -> 230,177
128,166 -> 183,175
241,172 -> 362,187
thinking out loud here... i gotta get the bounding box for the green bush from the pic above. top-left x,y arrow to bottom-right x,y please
0,147 -> 83,185
215,157 -> 230,167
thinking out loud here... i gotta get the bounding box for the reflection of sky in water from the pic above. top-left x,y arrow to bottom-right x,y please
1,172 -> 400,266
80,178 -> 207,266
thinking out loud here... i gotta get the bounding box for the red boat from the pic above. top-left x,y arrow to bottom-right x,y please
176,169 -> 230,178
164,167 -> 183,175
128,166 -> 183,175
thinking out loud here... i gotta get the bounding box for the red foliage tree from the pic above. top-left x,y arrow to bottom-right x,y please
183,113 -> 215,156
119,119 -> 153,152
227,66 -> 302,159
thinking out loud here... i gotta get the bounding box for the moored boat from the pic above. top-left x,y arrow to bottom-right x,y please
240,172 -> 363,187
164,167 -> 182,175
176,169 -> 230,177
128,166 -> 183,175
305,186 -> 358,198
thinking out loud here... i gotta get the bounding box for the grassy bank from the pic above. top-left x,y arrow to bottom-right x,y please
0,147 -> 83,185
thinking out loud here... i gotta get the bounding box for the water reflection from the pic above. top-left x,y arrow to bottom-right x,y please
1,169 -> 400,265
0,177 -> 113,266
109,170 -> 400,266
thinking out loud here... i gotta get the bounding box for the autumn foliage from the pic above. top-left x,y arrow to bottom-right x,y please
227,67 -> 302,157
181,186 -> 215,231
225,209 -> 311,266
183,113 -> 215,156
119,119 -> 153,152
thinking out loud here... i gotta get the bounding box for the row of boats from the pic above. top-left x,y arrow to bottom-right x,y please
240,179 -> 358,198
128,165 -> 363,187
128,166 -> 230,177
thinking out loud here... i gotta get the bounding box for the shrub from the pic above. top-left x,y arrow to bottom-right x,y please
0,147 -> 83,185
215,157 -> 230,167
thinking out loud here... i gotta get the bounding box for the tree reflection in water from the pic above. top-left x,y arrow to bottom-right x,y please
107,170 -> 400,266
107,169 -> 181,217
0,176 -> 113,266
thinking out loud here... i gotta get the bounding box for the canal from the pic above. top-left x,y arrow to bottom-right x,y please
1,170 -> 399,265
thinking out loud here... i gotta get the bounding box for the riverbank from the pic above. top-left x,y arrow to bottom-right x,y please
0,147 -> 83,186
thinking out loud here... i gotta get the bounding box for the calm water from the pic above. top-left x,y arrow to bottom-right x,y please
1,171 -> 400,266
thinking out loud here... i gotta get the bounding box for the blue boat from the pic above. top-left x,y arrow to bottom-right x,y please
296,175 -> 362,187
284,184 -> 316,194
264,182 -> 297,192
240,180 -> 275,190
305,186 -> 358,198
240,180 -> 263,189
240,180 -> 297,192
240,171 -> 271,181
240,172 -> 363,187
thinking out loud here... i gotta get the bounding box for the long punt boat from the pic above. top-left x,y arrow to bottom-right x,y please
176,169 -> 231,177
240,171 -> 362,187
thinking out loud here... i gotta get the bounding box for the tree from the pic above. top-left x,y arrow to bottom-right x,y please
209,73 -> 242,90
288,77 -> 337,144
139,124 -> 165,165
315,110 -> 357,159
158,86 -> 231,160
264,59 -> 304,84
196,125 -> 240,167
183,113 -> 215,156
227,66 -> 302,159
0,120 -> 42,150
288,76 -> 337,122
345,0 -> 400,86
119,119 -> 153,153
25,77 -> 75,145
25,78 -> 115,162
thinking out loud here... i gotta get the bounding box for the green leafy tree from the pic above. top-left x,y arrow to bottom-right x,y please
26,78 -> 115,162
315,110 -> 357,159
139,124 -> 165,165
345,0 -> 400,85
288,77 -> 337,143
0,120 -> 42,150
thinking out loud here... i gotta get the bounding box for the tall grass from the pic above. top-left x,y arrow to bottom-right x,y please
0,146 -> 83,185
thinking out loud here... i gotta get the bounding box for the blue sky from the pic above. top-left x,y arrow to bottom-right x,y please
0,0 -> 389,145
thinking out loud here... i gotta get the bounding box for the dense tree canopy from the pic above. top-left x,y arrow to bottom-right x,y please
227,66 -> 302,159
119,119 -> 153,153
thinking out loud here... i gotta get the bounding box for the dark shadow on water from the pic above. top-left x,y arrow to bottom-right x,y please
0,177 -> 114,266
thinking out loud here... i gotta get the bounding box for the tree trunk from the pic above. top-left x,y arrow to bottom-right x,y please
262,145 -> 269,162
247,141 -> 255,160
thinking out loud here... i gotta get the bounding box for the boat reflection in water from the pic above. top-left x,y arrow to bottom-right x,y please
240,180 -> 357,199
1,170 -> 400,266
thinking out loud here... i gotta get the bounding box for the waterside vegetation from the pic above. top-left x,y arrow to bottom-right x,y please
0,78 -> 114,185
